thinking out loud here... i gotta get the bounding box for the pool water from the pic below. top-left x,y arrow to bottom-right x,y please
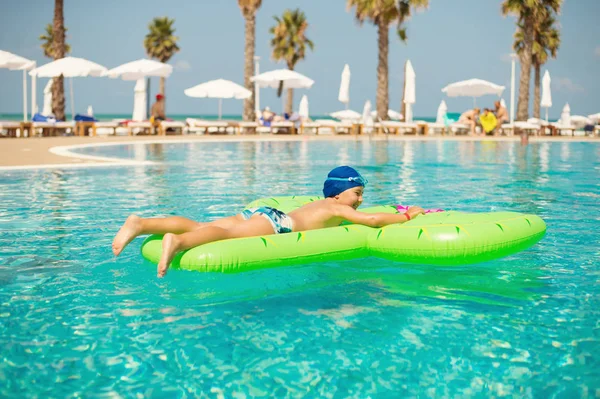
1,139 -> 599,397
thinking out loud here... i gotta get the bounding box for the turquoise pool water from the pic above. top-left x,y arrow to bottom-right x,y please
1,140 -> 599,397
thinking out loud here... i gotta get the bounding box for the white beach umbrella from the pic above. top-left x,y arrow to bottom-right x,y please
251,69 -> 313,113
330,109 -> 361,121
106,59 -> 173,119
30,57 -> 107,119
86,105 -> 93,116
588,113 -> 600,123
436,100 -> 447,124
541,70 -> 552,122
442,78 -> 505,106
184,79 -> 251,99
560,103 -> 571,126
500,98 -> 507,108
0,49 -> 33,69
30,56 -> 107,78
0,50 -> 35,121
370,109 -> 403,120
104,59 -> 172,80
42,79 -> 53,116
132,78 -> 147,122
298,95 -> 309,119
404,60 -> 416,122
338,64 -> 350,107
251,69 -> 314,89
184,79 -> 251,120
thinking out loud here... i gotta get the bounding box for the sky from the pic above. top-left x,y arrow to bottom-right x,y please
0,0 -> 599,118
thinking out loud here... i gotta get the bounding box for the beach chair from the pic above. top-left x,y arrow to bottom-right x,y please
232,121 -> 259,135
159,120 -> 186,135
270,121 -> 296,135
500,121 -> 540,136
91,121 -> 122,136
0,121 -> 22,138
186,118 -> 230,134
550,122 -> 576,136
377,121 -> 418,135
32,121 -> 76,137
127,121 -> 154,136
299,120 -> 322,135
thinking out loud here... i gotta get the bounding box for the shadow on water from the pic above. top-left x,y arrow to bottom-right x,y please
139,256 -> 545,309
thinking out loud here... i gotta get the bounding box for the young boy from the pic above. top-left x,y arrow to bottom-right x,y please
112,166 -> 425,277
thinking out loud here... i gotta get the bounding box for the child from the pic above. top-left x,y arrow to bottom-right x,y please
112,166 -> 425,277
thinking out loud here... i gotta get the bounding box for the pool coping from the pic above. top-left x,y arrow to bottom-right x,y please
0,134 -> 598,171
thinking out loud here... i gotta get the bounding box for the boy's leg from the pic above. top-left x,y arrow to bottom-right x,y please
157,216 -> 274,277
112,215 -> 203,256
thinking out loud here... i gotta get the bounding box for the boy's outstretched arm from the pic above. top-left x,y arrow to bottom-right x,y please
336,205 -> 425,228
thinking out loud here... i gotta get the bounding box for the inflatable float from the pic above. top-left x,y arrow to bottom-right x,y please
141,196 -> 546,273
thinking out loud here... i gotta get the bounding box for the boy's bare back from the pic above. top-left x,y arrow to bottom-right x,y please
288,197 -> 424,232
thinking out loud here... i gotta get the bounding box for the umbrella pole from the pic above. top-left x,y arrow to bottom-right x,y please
545,107 -> 548,123
22,69 -> 27,122
31,69 -> 36,119
69,77 -> 75,120
218,98 -> 222,120
146,78 -> 151,120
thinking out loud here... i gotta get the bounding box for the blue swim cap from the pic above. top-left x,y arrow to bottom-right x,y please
323,166 -> 368,198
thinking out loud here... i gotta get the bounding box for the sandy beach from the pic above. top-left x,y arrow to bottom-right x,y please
0,134 -> 597,170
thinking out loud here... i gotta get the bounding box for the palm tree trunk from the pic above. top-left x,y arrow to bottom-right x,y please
285,64 -> 294,115
52,0 -> 66,121
243,13 -> 256,121
533,62 -> 541,119
516,15 -> 534,121
159,77 -> 165,95
376,19 -> 389,121
286,88 -> 294,115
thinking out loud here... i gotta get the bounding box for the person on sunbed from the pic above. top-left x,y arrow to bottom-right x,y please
150,94 -> 166,122
112,166 -> 425,277
480,108 -> 498,135
458,108 -> 480,135
494,101 -> 508,126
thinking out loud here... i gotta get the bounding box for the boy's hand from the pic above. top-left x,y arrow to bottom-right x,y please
406,206 -> 425,219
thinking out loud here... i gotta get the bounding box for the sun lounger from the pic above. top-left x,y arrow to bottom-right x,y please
594,125 -> 600,137
270,121 -> 296,135
425,122 -> 447,135
500,122 -> 540,136
127,121 -> 154,136
91,121 -> 122,136
299,121 -> 322,135
550,122 -> 576,136
186,118 -> 230,134
233,121 -> 259,135
0,121 -> 22,138
377,121 -> 418,135
159,120 -> 186,135
32,121 -> 75,137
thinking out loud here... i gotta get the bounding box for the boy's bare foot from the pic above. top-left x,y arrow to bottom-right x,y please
157,233 -> 180,278
112,215 -> 142,256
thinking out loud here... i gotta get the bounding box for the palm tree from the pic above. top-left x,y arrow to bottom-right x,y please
347,0 -> 428,121
144,17 -> 180,98
502,0 -> 561,121
239,0 -> 262,121
40,23 -> 71,58
48,0 -> 66,121
269,9 -> 314,115
514,11 -> 560,119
